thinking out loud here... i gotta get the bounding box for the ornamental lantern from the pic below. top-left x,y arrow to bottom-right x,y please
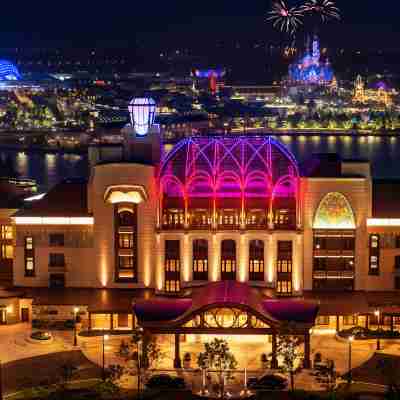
128,97 -> 156,136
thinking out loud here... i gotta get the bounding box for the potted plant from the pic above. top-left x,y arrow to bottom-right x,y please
261,353 -> 269,369
183,352 -> 191,369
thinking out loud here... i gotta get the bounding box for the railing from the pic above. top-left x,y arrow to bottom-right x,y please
313,270 -> 355,279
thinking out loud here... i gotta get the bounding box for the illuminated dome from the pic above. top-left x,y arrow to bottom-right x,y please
159,137 -> 300,229
0,60 -> 21,81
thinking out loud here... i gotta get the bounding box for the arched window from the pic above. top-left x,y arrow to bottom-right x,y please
193,239 -> 208,281
249,240 -> 265,281
115,207 -> 137,282
221,240 -> 236,280
314,192 -> 356,230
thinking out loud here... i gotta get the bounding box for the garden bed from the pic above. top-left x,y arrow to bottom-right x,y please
337,326 -> 400,341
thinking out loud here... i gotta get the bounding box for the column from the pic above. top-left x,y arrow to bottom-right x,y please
267,234 -> 275,284
174,333 -> 182,369
293,234 -> 303,294
238,234 -> 248,283
271,333 -> 278,369
391,316 -> 394,333
210,234 -> 220,282
155,234 -> 164,291
336,316 -> 339,332
303,332 -> 311,369
182,235 -> 192,283
365,314 -> 369,330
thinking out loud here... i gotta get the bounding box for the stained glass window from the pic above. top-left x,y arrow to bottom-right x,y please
314,192 -> 356,230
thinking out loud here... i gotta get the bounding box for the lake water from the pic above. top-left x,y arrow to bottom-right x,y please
1,135 -> 399,192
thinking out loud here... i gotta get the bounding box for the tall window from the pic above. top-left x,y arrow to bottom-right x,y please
221,240 -> 236,280
193,239 -> 208,281
369,234 -> 380,275
49,233 -> 65,247
249,240 -> 265,281
165,240 -> 180,292
1,226 -> 12,240
276,241 -> 293,295
49,253 -> 65,267
24,236 -> 35,277
1,244 -> 13,259
115,207 -> 137,282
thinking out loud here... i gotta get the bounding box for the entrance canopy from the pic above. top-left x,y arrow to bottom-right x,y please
134,281 -> 318,334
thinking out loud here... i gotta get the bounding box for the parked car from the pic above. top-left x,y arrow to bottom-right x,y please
145,374 -> 186,390
247,373 -> 288,390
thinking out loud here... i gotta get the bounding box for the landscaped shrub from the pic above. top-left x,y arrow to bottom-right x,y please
338,326 -> 400,340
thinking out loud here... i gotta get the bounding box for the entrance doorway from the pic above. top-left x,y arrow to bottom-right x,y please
21,307 -> 30,322
0,309 -> 7,325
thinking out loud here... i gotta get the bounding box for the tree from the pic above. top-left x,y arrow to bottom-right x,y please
117,329 -> 164,396
269,334 -> 303,392
197,338 -> 238,399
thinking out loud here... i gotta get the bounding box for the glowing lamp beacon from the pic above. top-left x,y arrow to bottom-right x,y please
128,97 -> 157,136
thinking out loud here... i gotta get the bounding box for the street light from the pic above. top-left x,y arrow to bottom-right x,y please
347,335 -> 354,385
374,310 -> 381,351
102,332 -> 109,381
73,307 -> 79,347
136,327 -> 144,399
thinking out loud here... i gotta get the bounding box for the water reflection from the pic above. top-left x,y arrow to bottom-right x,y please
0,135 -> 400,191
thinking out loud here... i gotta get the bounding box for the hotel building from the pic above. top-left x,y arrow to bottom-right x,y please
1,99 -> 400,366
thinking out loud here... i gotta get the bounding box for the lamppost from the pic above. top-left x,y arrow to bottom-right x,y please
347,335 -> 354,385
374,310 -> 381,350
136,327 -> 144,399
102,332 -> 109,381
73,307 -> 79,347
0,359 -> 3,400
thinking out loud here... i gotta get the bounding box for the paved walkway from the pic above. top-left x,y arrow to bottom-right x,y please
0,325 -> 397,394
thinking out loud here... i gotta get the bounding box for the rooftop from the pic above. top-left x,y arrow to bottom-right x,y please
15,179 -> 90,218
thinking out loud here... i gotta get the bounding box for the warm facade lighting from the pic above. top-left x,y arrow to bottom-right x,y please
14,217 -> 94,225
104,185 -> 148,205
367,219 -> 400,227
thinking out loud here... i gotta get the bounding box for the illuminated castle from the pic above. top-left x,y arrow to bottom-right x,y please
288,35 -> 334,85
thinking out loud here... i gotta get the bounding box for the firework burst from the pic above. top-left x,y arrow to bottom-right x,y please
302,0 -> 341,22
267,1 -> 305,35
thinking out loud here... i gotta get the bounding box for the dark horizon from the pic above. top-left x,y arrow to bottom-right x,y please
0,1 -> 399,49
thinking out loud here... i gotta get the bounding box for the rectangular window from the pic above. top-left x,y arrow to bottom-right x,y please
277,280 -> 292,295
249,240 -> 265,281
1,244 -> 13,259
193,239 -> 208,281
118,255 -> 135,279
24,236 -> 35,277
395,277 -> 400,290
395,256 -> 400,269
115,206 -> 137,282
343,315 -> 358,326
369,234 -> 380,275
1,225 -> 13,240
396,235 -> 400,249
49,233 -> 65,247
316,316 -> 330,326
165,240 -> 180,292
49,253 -> 65,267
118,233 -> 134,249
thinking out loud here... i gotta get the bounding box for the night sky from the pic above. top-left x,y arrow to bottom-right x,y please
1,1 -> 399,48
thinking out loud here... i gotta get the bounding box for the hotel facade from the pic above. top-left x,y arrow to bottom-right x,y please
1,101 -> 400,366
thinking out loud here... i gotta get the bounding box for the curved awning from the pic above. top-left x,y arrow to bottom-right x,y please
134,281 -> 319,331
